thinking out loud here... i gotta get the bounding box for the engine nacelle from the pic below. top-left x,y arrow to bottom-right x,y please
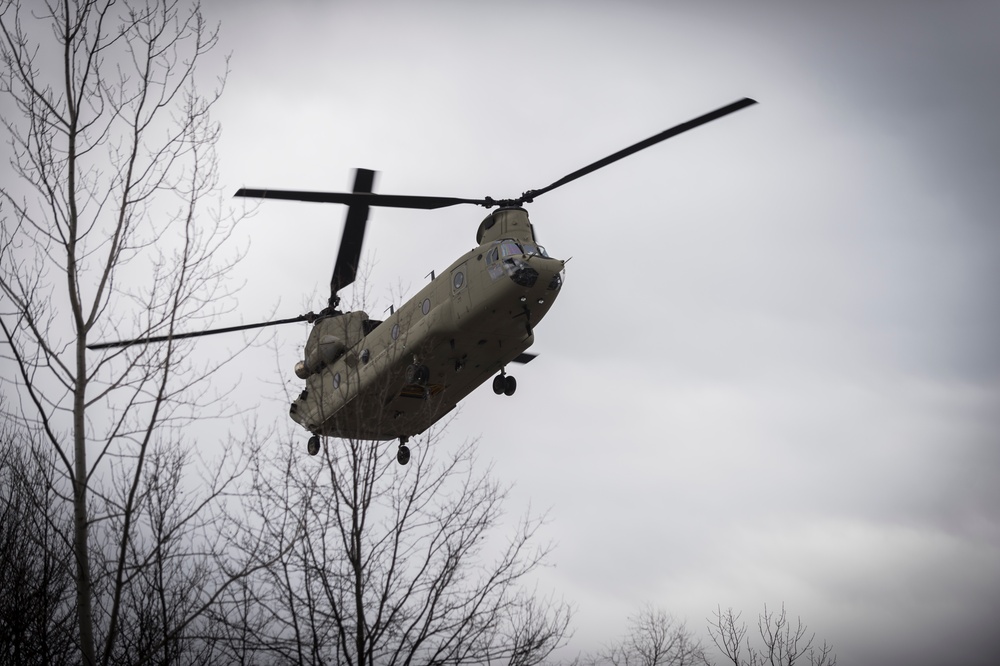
295,334 -> 347,379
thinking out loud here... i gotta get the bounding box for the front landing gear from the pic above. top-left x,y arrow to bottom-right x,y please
397,436 -> 411,465
307,435 -> 321,456
492,372 -> 517,396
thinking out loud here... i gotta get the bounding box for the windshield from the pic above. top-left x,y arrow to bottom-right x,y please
498,240 -> 549,258
521,242 -> 549,258
499,240 -> 521,258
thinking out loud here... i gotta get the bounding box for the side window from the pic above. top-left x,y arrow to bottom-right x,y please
486,247 -> 503,281
452,264 -> 466,293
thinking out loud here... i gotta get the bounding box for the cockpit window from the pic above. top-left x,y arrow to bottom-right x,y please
497,240 -> 549,259
499,240 -> 522,258
521,243 -> 549,258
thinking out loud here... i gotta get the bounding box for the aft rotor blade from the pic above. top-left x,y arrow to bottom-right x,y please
86,314 -> 314,350
331,169 -> 375,297
235,188 -> 491,210
521,97 -> 758,202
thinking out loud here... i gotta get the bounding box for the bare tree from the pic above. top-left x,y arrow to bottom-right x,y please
707,605 -> 836,666
0,1 -> 269,664
217,417 -> 574,666
0,418 -> 75,666
589,605 -> 706,666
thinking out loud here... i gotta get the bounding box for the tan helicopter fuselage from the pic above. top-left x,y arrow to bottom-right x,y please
289,207 -> 565,441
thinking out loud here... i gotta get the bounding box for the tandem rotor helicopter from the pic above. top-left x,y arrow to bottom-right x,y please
90,98 -> 757,465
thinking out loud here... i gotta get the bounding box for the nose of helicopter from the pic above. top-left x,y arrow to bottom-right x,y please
514,255 -> 565,295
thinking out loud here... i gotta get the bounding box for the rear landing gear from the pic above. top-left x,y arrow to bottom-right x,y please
492,372 -> 517,396
307,435 -> 321,456
397,436 -> 410,465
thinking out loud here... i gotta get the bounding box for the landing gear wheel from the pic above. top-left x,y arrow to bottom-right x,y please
492,375 -> 506,395
397,444 -> 411,465
307,436 -> 320,456
503,375 -> 517,396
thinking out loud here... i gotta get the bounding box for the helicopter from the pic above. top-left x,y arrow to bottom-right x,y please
89,97 -> 757,464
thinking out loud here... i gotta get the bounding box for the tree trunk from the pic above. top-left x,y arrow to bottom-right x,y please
73,348 -> 96,665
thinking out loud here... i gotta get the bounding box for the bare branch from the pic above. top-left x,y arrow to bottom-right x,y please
706,604 -> 837,666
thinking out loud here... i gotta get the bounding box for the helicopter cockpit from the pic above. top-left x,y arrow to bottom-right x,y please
487,239 -> 561,289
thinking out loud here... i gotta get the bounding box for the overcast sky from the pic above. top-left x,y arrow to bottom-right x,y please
198,1 -> 1000,663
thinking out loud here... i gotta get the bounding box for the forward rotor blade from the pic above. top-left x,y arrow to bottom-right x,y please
331,169 -> 375,297
235,188 -> 491,210
236,98 -> 756,212
521,97 -> 758,202
86,314 -> 314,350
